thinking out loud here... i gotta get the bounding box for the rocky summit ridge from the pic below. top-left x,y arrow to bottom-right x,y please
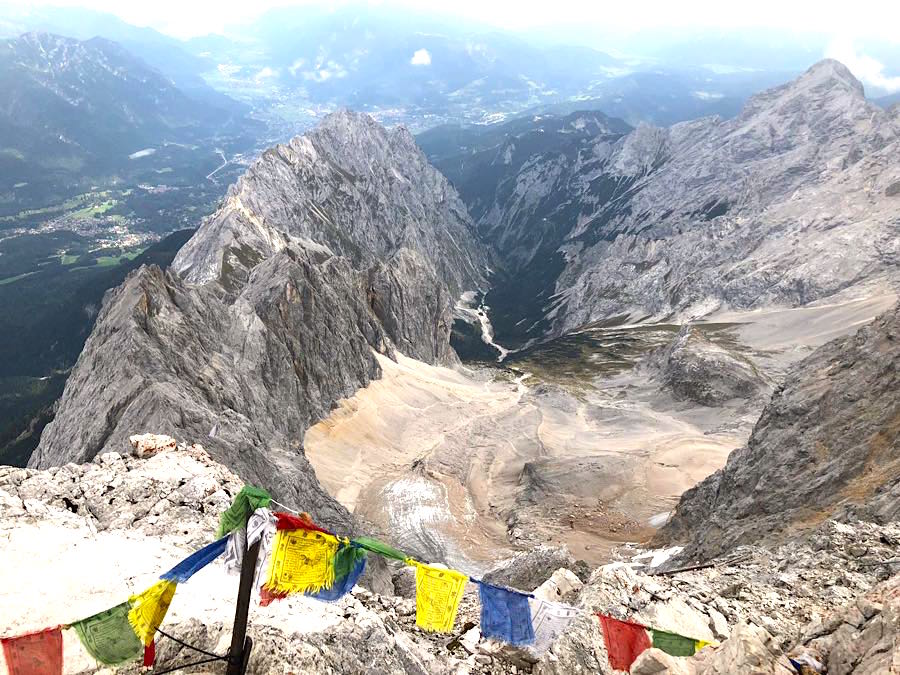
30,110 -> 489,532
173,109 -> 489,296
3,438 -> 898,674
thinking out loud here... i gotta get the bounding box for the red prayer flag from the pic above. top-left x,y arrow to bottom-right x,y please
597,614 -> 651,672
143,641 -> 156,667
274,511 -> 332,535
259,586 -> 288,607
1,627 -> 63,675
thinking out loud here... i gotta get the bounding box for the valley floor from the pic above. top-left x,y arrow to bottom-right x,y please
304,288 -> 898,571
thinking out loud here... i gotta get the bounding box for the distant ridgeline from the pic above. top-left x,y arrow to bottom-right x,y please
0,32 -> 258,211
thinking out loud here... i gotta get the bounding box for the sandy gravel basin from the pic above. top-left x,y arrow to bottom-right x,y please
306,292 -> 897,570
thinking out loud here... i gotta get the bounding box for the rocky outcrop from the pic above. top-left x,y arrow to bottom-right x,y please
644,326 -> 768,406
630,573 -> 900,675
30,112 -> 489,529
530,518 -> 899,675
786,574 -> 900,675
482,545 -> 580,591
437,60 -> 900,345
655,303 -> 900,562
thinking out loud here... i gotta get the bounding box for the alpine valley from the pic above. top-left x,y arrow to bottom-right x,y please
0,6 -> 899,673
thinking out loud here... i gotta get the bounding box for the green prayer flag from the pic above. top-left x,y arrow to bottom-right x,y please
353,536 -> 408,561
334,543 -> 367,580
216,485 -> 271,538
71,602 -> 143,666
650,629 -> 698,657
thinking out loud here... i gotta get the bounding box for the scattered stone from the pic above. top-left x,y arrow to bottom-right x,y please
533,569 -> 583,603
129,433 -> 178,458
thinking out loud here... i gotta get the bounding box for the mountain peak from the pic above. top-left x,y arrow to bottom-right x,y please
736,57 -> 876,128
318,108 -> 383,134
797,58 -> 865,96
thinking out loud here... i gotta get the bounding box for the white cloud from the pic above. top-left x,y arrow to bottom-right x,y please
410,48 -> 432,66
826,37 -> 900,93
692,90 -> 724,100
288,58 -> 306,76
301,61 -> 348,82
254,66 -> 277,82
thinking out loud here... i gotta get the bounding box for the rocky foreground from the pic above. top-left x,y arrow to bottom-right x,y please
2,440 -> 897,674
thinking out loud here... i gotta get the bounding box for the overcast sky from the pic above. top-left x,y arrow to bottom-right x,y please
11,0 -> 900,42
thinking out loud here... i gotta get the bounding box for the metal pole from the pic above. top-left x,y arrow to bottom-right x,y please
226,534 -> 260,675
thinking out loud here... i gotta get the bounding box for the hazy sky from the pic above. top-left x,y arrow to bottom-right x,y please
13,0 -> 900,42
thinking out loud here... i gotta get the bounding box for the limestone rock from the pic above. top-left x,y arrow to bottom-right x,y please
173,109 -> 489,298
632,648 -> 696,675
129,433 -> 178,458
533,569 -> 584,603
30,111 -> 489,537
657,303 -> 900,562
692,623 -> 787,675
483,545 -> 577,591
644,325 -> 767,405
436,60 -> 900,344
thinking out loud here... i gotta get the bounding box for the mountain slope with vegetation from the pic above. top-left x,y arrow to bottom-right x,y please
0,32 -> 255,208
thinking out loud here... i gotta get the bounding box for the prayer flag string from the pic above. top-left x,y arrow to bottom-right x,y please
70,603 -> 143,666
413,562 -> 468,633
217,486 -> 272,538
475,580 -> 535,646
128,580 -> 177,646
1,483 -> 722,675
265,529 -> 339,595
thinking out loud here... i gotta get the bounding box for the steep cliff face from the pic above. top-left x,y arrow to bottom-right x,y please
655,303 -> 900,562
173,109 -> 488,297
432,60 -> 900,345
30,111 -> 488,529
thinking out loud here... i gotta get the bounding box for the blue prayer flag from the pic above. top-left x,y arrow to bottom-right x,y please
478,581 -> 535,646
307,557 -> 367,602
160,537 -> 229,583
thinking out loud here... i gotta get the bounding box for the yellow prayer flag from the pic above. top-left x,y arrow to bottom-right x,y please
413,563 -> 467,633
265,529 -> 339,595
128,579 -> 177,646
695,640 -> 714,652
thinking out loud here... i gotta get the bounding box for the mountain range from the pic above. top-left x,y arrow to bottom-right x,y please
0,3 -> 898,667
423,60 -> 900,347
0,5 -> 225,104
0,31 -> 257,209
29,110 -> 489,532
28,61 -> 900,551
